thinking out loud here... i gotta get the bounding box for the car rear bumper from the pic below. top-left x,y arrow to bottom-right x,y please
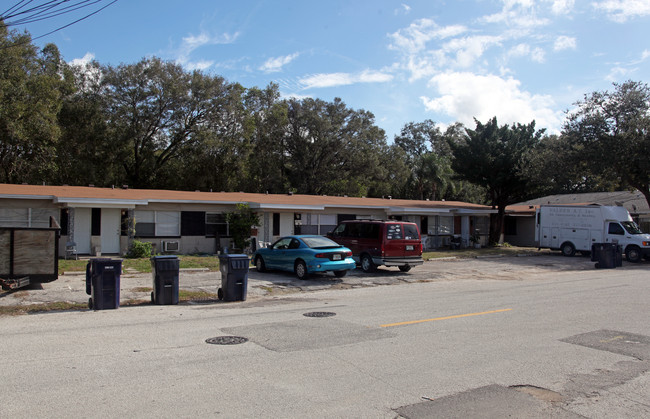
307,259 -> 357,272
374,257 -> 424,267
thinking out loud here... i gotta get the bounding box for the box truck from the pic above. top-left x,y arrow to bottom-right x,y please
535,205 -> 650,262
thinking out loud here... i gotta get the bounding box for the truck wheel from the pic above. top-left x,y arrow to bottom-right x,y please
399,265 -> 412,272
561,242 -> 576,257
361,254 -> 377,273
625,246 -> 641,263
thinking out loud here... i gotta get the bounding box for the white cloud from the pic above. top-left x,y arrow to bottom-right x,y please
531,47 -> 546,63
185,60 -> 215,71
395,3 -> 411,15
554,35 -> 577,51
259,53 -> 300,73
642,49 -> 650,60
175,31 -> 240,70
69,52 -> 95,66
299,70 -> 393,89
594,0 -> 650,22
181,31 -> 240,51
508,44 -> 545,62
509,43 -> 530,57
548,0 -> 575,15
281,92 -> 312,101
388,18 -> 467,54
606,65 -> 634,81
443,35 -> 503,67
420,72 -> 562,132
358,70 -> 394,83
480,0 -> 551,28
68,53 -> 102,92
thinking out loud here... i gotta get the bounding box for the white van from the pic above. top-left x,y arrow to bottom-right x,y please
535,205 -> 650,262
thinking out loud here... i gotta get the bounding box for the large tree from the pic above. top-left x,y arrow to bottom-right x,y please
55,59 -> 118,186
563,80 -> 650,206
284,97 -> 388,196
450,117 -> 544,243
242,84 -> 290,194
101,57 -> 243,189
0,24 -> 72,183
394,120 -> 455,200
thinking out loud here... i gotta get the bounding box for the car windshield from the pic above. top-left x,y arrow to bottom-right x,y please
301,236 -> 340,249
621,221 -> 644,234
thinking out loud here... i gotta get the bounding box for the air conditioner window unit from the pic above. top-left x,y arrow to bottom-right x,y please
162,240 -> 179,252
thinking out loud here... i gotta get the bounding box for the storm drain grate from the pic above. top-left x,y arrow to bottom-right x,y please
303,311 -> 336,318
205,336 -> 248,345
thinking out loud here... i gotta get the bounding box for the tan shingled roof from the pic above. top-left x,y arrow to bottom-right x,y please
0,183 -> 493,211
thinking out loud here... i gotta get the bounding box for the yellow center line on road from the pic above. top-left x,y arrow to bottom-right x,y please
380,308 -> 513,328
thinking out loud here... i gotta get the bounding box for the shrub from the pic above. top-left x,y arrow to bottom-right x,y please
127,240 -> 153,258
225,203 -> 260,251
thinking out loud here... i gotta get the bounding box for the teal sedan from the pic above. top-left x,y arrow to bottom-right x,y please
253,235 -> 356,280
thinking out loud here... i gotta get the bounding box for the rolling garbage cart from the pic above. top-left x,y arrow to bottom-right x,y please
150,255 -> 180,305
218,254 -> 249,301
591,243 -> 622,269
86,258 -> 122,310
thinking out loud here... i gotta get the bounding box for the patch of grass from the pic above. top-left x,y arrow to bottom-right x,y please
179,256 -> 219,271
0,302 -> 88,316
58,259 -> 86,273
58,255 -> 222,275
423,246 -> 549,260
178,289 -> 219,301
131,287 -> 153,293
123,258 -> 153,273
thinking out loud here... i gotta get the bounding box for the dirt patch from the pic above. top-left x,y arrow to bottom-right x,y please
511,385 -> 565,402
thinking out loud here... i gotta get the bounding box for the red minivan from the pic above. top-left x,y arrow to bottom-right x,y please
328,220 -> 423,272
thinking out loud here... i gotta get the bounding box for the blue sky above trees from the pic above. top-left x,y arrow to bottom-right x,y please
12,0 -> 650,140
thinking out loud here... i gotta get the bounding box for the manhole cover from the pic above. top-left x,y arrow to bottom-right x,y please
205,336 -> 248,345
303,311 -> 336,318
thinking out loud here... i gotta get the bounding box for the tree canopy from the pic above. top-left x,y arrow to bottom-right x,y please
1,26 -> 649,240
450,117 -> 544,242
563,81 -> 650,205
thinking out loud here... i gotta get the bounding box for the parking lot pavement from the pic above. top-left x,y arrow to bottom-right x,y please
0,253 -> 643,309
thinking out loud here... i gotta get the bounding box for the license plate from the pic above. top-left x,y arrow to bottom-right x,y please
333,254 -> 342,260
406,245 -> 414,251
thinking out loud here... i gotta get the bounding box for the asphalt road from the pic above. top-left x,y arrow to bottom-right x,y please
1,256 -> 649,418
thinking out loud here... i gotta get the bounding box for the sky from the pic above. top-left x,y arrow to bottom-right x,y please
8,0 -> 650,141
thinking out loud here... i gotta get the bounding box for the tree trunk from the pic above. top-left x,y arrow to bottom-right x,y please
489,205 -> 506,245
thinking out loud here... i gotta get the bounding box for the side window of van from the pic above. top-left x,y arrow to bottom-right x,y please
332,224 -> 346,237
608,223 -> 625,235
359,223 -> 380,239
404,224 -> 419,240
386,224 -> 403,240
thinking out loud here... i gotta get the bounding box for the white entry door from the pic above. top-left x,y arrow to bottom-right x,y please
74,208 -> 92,254
101,208 -> 121,254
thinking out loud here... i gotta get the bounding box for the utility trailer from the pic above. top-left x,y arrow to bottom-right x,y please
0,216 -> 60,290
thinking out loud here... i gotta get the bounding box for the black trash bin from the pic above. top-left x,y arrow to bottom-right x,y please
86,258 -> 121,310
150,255 -> 180,305
218,254 -> 249,301
591,243 -> 618,269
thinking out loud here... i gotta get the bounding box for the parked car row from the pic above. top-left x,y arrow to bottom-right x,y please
253,220 -> 424,280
